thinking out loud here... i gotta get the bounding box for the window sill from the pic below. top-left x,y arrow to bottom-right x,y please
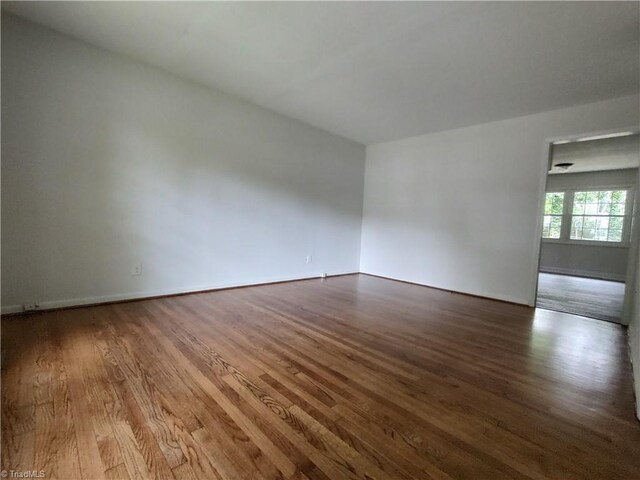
541,238 -> 630,248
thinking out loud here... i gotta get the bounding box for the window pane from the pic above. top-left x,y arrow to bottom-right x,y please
585,202 -> 598,215
542,193 -> 564,239
583,216 -> 597,230
595,228 -> 608,241
544,192 -> 564,215
609,216 -> 623,231
611,190 -> 626,204
549,216 -> 562,238
608,228 -> 623,242
566,189 -> 630,242
582,227 -> 595,240
571,216 -> 599,240
570,190 -> 628,242
608,217 -> 624,242
572,191 -> 587,214
595,217 -> 609,230
597,199 -> 611,214
611,202 -> 625,215
542,215 -> 562,239
611,191 -> 627,215
573,200 -> 585,215
584,191 -> 598,203
571,217 -> 583,239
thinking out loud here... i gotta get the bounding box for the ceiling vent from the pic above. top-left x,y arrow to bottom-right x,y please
553,162 -> 574,172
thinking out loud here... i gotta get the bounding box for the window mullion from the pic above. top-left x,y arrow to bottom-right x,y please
561,191 -> 573,240
623,187 -> 635,243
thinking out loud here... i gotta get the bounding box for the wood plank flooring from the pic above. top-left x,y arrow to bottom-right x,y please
536,272 -> 625,323
2,273 -> 640,479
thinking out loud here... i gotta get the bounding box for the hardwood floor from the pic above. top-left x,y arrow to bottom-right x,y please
2,274 -> 639,479
537,272 -> 625,323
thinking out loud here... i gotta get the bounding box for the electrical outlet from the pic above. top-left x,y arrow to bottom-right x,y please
306,255 -> 313,264
23,302 -> 40,312
132,263 -> 142,276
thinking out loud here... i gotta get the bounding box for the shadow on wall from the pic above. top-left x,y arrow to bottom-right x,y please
0,14 -> 365,309
362,140 -> 528,297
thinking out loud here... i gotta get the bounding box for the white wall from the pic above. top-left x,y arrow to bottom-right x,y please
627,167 -> 640,418
361,95 -> 639,305
539,244 -> 628,281
539,168 -> 638,282
1,15 -> 365,313
630,258 -> 640,419
546,168 -> 638,191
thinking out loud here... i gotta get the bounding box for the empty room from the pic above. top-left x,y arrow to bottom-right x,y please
2,2 -> 640,480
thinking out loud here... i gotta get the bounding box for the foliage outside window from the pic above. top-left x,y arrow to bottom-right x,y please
541,189 -> 631,244
542,192 -> 564,239
570,190 -> 626,242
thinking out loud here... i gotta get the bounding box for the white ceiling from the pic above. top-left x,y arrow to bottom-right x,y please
4,1 -> 639,145
550,134 -> 640,175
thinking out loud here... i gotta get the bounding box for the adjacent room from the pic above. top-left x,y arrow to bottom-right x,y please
2,2 -> 640,479
537,133 -> 639,323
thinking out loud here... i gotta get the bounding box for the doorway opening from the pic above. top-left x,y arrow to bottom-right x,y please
535,131 -> 639,323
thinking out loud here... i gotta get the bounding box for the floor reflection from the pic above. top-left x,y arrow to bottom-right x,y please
530,308 -> 624,393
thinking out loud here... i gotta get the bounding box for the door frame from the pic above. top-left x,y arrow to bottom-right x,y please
529,127 -> 640,325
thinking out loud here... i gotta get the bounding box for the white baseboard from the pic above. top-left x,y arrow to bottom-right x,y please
359,271 -> 529,306
539,266 -> 625,282
1,271 -> 358,315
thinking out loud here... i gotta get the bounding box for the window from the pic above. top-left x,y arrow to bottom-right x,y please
541,188 -> 632,244
542,192 -> 564,239
570,190 -> 626,242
